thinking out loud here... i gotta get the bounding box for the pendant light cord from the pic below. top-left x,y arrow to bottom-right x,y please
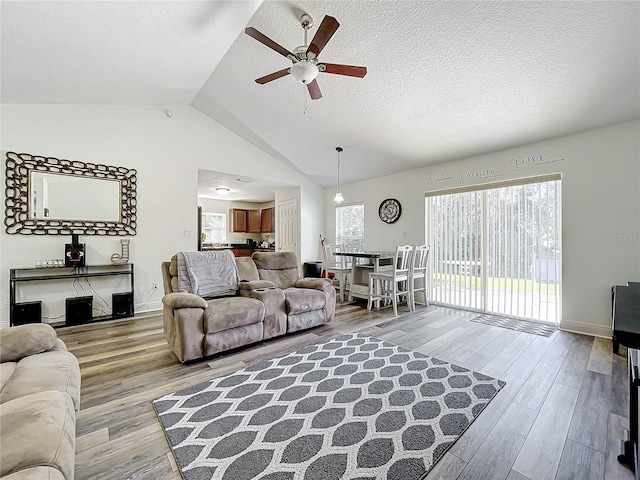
334,147 -> 344,202
336,149 -> 340,193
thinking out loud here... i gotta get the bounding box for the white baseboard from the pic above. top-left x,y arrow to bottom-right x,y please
136,301 -> 162,316
559,318 -> 611,339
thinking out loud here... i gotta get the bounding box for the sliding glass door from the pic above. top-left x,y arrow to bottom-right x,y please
426,176 -> 561,325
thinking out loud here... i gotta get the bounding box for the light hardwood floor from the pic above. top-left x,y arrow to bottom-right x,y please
57,303 -> 634,480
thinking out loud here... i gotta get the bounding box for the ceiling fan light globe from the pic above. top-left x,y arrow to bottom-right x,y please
290,61 -> 319,84
334,192 -> 344,203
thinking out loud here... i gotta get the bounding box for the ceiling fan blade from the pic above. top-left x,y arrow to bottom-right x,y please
307,15 -> 339,57
255,68 -> 290,84
245,27 -> 294,59
307,80 -> 322,100
322,63 -> 367,78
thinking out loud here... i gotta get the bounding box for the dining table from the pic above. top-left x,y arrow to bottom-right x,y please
334,251 -> 395,302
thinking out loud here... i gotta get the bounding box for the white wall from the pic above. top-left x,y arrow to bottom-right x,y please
0,104 -> 324,326
324,120 -> 640,337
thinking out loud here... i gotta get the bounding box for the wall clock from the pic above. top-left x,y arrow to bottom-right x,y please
378,198 -> 402,224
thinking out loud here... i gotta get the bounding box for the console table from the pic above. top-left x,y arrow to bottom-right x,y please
10,264 -> 134,327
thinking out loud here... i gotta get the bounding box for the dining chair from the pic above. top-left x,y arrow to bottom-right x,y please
367,245 -> 413,317
322,243 -> 351,302
409,244 -> 431,311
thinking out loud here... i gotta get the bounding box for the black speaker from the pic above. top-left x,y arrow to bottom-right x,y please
112,292 -> 133,319
11,301 -> 42,326
66,296 -> 93,325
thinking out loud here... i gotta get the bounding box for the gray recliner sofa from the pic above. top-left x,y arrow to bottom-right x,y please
161,251 -> 335,363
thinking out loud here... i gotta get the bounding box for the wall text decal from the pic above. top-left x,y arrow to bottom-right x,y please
510,154 -> 565,171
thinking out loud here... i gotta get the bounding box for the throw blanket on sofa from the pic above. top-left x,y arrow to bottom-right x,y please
176,250 -> 239,298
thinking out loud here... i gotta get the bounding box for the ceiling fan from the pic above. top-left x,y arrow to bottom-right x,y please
245,13 -> 367,100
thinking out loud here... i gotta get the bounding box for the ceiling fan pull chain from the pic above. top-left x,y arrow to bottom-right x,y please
303,86 -> 308,115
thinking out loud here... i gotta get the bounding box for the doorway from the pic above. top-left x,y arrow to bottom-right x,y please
426,175 -> 561,325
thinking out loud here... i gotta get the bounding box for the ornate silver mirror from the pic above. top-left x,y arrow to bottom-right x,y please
4,152 -> 137,235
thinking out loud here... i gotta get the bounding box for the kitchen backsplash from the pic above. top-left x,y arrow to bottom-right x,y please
227,232 -> 274,245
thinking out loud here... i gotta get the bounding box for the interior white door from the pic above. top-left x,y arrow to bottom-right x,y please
277,199 -> 298,255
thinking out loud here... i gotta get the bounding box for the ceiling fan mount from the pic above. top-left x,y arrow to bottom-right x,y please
299,13 -> 313,31
245,12 -> 367,100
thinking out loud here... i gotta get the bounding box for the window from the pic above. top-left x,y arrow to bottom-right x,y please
201,212 -> 227,244
336,203 -> 364,251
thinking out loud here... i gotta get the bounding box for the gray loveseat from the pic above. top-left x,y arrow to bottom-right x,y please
161,251 -> 335,363
0,323 -> 81,480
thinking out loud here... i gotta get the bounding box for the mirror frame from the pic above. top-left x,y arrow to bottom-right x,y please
4,151 -> 137,235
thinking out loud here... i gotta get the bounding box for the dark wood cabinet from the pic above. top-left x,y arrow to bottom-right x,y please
247,210 -> 261,233
230,207 -> 274,233
230,209 -> 247,233
260,207 -> 275,233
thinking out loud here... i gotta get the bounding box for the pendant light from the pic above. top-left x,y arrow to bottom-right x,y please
334,147 -> 344,203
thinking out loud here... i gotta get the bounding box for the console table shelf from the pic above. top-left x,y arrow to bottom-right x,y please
10,264 -> 134,327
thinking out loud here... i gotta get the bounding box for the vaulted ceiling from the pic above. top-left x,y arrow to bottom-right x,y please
2,1 -> 639,189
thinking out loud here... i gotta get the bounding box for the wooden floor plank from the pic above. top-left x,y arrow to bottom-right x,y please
511,382 -> 580,480
511,352 -> 565,411
480,333 -> 535,379
545,329 -> 576,358
505,470 -> 530,480
505,334 -> 554,380
611,350 -> 630,417
423,452 -> 467,480
447,327 -> 504,363
567,370 -> 612,453
456,402 -> 538,480
555,334 -> 594,389
449,373 -> 526,462
555,439 -> 605,480
587,337 -> 613,376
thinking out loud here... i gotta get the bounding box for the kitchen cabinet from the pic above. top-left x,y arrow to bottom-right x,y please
260,207 -> 275,233
247,210 -> 261,233
230,209 -> 247,233
230,207 -> 274,233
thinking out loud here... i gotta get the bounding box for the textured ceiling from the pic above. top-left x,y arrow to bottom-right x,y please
198,170 -> 287,202
2,1 -> 639,188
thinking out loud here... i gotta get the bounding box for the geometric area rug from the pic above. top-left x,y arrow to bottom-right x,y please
153,333 -> 505,480
471,313 -> 557,337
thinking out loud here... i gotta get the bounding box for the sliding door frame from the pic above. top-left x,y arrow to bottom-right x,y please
425,173 -> 562,325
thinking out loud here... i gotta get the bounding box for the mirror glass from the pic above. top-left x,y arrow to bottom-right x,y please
30,172 -> 121,221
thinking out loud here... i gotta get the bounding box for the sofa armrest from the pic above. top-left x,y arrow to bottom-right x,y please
0,324 -> 58,363
162,292 -> 208,309
294,278 -> 332,290
240,287 -> 287,340
238,280 -> 275,291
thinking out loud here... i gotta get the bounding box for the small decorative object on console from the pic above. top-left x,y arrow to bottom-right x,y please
111,239 -> 130,264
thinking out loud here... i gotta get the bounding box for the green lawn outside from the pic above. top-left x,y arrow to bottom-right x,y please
433,273 -> 558,295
